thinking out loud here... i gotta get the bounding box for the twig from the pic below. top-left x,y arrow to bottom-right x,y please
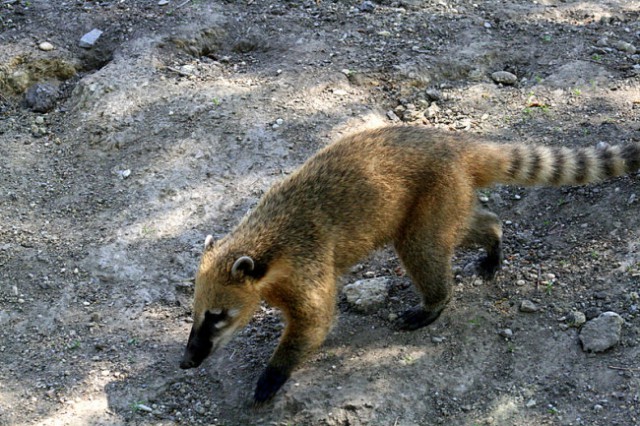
608,365 -> 640,372
164,66 -> 193,77
174,0 -> 192,10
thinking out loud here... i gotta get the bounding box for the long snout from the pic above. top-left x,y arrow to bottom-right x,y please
179,326 -> 213,369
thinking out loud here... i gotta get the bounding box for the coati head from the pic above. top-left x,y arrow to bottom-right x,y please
180,235 -> 266,370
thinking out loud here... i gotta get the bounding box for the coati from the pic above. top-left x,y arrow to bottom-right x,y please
180,126 -> 640,404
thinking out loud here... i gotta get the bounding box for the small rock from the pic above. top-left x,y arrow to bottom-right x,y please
579,312 -> 624,353
519,300 -> 539,313
386,110 -> 400,122
38,41 -> 54,51
426,102 -> 441,118
25,83 -> 59,113
491,71 -> 518,86
566,310 -> 586,328
584,306 -> 602,320
425,88 -> 441,101
499,328 -> 513,338
614,41 -> 636,54
158,0 -> 169,5
596,37 -> 609,47
388,313 -> 398,321
593,404 -> 604,412
525,399 -> 537,408
343,277 -> 389,312
79,29 -> 103,48
136,404 -> 153,413
431,336 -> 445,344
360,1 -> 376,12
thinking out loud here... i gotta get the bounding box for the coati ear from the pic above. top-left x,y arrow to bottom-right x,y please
204,234 -> 214,250
231,256 -> 267,280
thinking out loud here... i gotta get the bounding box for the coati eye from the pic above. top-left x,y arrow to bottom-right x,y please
204,309 -> 227,330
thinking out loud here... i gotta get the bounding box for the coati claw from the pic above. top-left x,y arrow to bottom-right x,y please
253,365 -> 289,405
397,306 -> 444,331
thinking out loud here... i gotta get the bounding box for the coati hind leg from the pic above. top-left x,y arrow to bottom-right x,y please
461,207 -> 503,280
393,221 -> 458,331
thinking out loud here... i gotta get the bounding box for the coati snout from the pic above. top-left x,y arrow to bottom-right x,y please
180,305 -> 249,369
181,126 -> 640,405
180,310 -> 225,369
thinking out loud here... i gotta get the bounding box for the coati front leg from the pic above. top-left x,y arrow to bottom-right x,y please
255,276 -> 336,404
462,207 -> 503,280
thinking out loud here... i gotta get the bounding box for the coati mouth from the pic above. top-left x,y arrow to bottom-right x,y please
180,309 -> 234,369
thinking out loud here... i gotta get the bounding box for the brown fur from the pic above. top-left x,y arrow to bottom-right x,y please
184,126 -> 640,403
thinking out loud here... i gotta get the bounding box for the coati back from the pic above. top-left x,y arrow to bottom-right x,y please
180,126 -> 640,404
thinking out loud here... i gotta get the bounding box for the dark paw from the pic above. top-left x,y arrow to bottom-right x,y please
396,306 -> 443,331
253,365 -> 289,406
477,249 -> 503,280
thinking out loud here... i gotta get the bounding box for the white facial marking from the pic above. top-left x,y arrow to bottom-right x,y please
228,308 -> 240,318
209,308 -> 223,315
214,320 -> 228,329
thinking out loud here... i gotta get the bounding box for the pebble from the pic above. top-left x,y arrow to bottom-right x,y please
38,41 -> 54,51
35,116 -> 45,125
431,336 -> 445,344
158,0 -> 169,5
519,300 -> 539,313
388,313 -> 398,321
525,399 -> 537,408
386,110 -> 400,122
360,1 -> 376,12
425,88 -> 442,101
137,404 -> 153,413
343,277 -> 389,312
491,71 -> 518,86
498,328 -> 513,338
593,404 -> 604,412
565,310 -> 586,328
79,29 -> 103,48
579,312 -> 623,352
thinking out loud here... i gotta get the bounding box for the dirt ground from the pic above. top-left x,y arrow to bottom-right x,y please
1,0 -> 639,425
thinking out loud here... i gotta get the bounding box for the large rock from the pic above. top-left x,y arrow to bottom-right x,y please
25,83 -> 60,112
343,277 -> 389,312
491,71 -> 518,86
579,311 -> 623,352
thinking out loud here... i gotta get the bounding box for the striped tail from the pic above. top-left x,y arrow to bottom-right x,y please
468,142 -> 640,188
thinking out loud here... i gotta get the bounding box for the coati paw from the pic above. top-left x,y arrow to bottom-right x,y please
477,254 -> 502,280
396,306 -> 444,331
253,365 -> 289,405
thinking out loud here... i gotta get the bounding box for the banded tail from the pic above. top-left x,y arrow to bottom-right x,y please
468,142 -> 640,188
